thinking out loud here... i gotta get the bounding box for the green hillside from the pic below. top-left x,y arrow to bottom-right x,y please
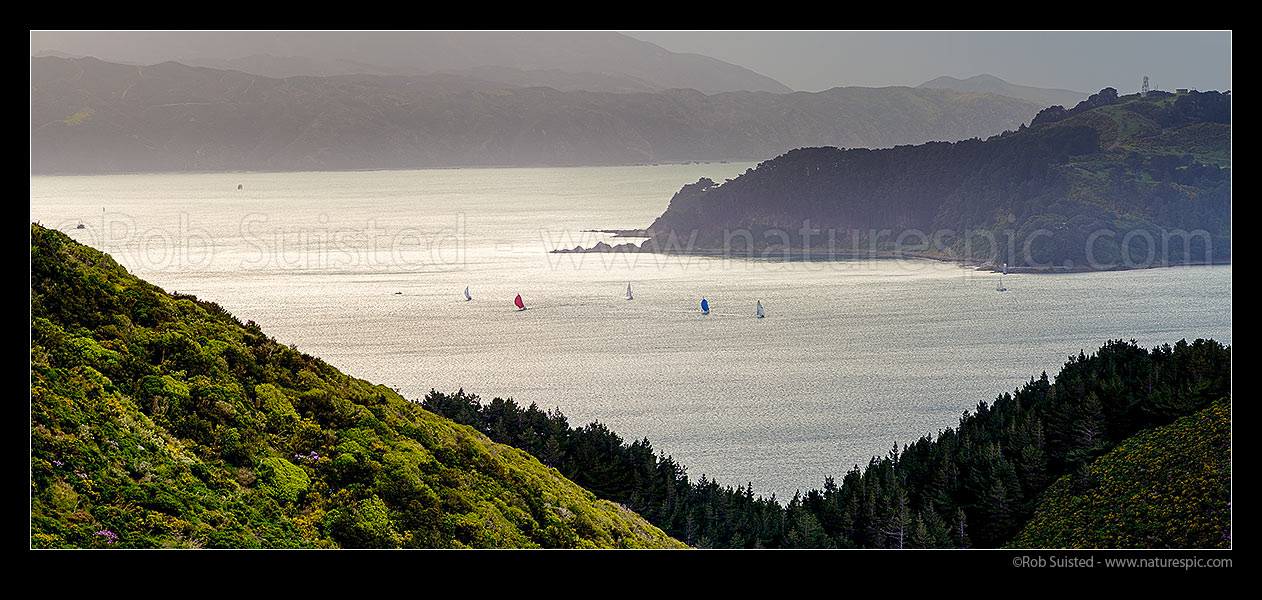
636,88 -> 1230,271
1010,400 -> 1231,549
29,224 -> 686,549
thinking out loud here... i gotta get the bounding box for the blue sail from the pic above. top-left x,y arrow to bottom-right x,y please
701,298 -> 709,313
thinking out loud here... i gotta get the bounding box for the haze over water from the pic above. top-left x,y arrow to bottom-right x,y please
30,164 -> 1232,500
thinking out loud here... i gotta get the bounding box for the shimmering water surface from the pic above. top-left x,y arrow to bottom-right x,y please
31,165 -> 1232,500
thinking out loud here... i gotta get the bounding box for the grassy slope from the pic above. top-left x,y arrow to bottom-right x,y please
29,224 -> 685,549
1009,399 -> 1231,549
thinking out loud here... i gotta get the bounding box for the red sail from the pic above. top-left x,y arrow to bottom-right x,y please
514,294 -> 524,309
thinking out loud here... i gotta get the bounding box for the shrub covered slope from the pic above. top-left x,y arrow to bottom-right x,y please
29,224 -> 685,549
1011,399 -> 1231,548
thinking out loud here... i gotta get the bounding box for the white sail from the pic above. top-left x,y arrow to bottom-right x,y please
756,300 -> 765,318
997,277 -> 1007,292
626,283 -> 633,300
464,286 -> 472,301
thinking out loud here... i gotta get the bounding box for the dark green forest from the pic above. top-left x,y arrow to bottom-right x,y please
642,89 -> 1230,271
424,337 -> 1232,548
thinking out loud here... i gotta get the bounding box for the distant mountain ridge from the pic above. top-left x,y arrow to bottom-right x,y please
29,31 -> 793,95
30,56 -> 1046,174
919,74 -> 1089,108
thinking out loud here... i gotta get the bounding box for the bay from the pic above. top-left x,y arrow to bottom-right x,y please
30,164 -> 1233,500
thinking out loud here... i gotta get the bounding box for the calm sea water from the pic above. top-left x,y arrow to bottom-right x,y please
30,165 -> 1233,500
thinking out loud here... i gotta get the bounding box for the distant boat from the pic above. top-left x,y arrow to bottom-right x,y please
701,298 -> 710,314
997,277 -> 1007,292
756,300 -> 765,318
626,283 -> 633,300
464,286 -> 472,301
75,223 -> 85,229
394,291 -> 402,295
237,184 -> 243,190
515,294 -> 526,310
1003,262 -> 1008,275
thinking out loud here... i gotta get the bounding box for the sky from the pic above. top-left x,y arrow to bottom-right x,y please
29,29 -> 1231,96
622,30 -> 1232,95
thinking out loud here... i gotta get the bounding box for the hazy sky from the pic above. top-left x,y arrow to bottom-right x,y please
623,30 -> 1232,94
30,29 -> 1231,96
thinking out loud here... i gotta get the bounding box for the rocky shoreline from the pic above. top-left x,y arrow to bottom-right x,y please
551,239 -> 1229,273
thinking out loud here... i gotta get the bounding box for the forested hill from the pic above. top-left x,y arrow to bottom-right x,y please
29,224 -> 685,549
30,56 -> 1043,174
640,88 -> 1231,271
425,338 -> 1232,549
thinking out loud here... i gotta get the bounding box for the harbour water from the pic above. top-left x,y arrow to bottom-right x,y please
30,164 -> 1232,500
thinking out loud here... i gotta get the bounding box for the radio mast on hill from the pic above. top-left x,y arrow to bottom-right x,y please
1142,76 -> 1150,97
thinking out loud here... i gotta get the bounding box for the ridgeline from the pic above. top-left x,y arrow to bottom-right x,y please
30,56 -> 1043,174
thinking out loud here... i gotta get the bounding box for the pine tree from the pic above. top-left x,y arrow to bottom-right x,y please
921,504 -> 953,548
953,507 -> 972,549
785,510 -> 835,548
1066,390 -> 1108,466
881,486 -> 912,548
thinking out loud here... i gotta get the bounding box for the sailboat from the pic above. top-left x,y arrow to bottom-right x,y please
515,294 -> 526,310
464,286 -> 472,301
996,277 -> 1007,292
701,298 -> 710,315
756,300 -> 765,318
626,283 -> 633,300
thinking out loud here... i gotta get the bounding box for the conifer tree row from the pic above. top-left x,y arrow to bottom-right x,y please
423,338 -> 1231,548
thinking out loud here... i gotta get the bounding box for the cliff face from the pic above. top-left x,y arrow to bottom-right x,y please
641,89 -> 1231,270
30,224 -> 686,549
